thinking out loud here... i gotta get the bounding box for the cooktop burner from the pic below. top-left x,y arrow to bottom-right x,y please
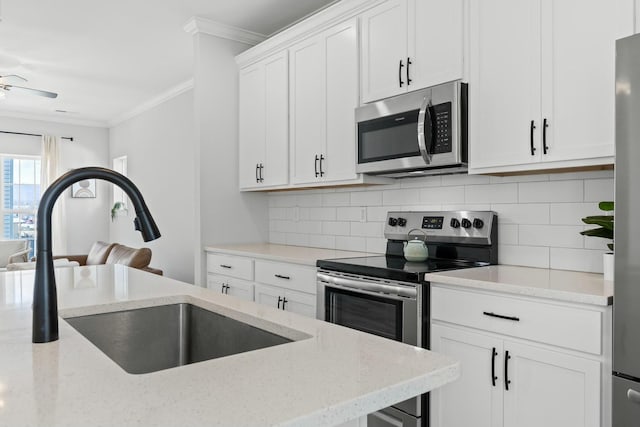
317,255 -> 489,283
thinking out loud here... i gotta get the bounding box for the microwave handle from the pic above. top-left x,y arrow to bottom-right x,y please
417,95 -> 434,165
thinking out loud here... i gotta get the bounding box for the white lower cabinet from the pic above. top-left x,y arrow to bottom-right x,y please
254,283 -> 316,318
206,274 -> 254,302
430,284 -> 610,427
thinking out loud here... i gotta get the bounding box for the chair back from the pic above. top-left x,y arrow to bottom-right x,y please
0,240 -> 29,268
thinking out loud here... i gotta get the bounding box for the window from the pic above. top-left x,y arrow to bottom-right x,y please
1,157 -> 41,258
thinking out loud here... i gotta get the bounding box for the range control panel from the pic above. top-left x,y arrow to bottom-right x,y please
385,211 -> 496,245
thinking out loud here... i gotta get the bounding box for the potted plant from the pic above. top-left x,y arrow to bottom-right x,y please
580,201 -> 614,280
111,201 -> 128,221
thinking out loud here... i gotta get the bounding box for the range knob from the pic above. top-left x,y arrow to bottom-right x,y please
461,218 -> 472,229
397,217 -> 407,227
473,218 -> 484,229
388,217 -> 398,227
450,218 -> 460,229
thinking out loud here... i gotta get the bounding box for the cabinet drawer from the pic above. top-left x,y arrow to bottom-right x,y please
431,285 -> 602,355
254,260 -> 316,294
206,253 -> 253,280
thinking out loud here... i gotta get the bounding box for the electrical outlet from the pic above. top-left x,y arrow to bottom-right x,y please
359,207 -> 367,222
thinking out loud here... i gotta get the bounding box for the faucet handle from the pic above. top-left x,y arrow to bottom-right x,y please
134,217 -> 141,231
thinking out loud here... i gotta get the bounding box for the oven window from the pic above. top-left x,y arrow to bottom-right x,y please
325,287 -> 402,341
358,109 -> 421,163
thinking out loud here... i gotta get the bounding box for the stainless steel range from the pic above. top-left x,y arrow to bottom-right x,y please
317,210 -> 498,427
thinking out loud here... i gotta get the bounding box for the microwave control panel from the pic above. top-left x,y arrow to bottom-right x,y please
432,102 -> 452,154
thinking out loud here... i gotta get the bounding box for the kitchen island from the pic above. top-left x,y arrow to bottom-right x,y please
0,265 -> 459,427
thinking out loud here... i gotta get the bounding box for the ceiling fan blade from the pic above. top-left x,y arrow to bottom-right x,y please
3,84 -> 58,98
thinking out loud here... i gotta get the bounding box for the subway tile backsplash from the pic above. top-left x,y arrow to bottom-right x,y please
268,170 -> 614,273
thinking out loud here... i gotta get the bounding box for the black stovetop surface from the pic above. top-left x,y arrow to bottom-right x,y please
317,255 -> 489,283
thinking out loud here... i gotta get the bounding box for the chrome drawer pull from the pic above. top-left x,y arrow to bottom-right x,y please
483,311 -> 520,322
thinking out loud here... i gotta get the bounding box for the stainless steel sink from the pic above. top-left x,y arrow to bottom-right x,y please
65,303 -> 293,374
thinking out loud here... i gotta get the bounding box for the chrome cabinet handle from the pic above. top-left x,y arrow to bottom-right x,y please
314,154 -> 319,177
319,155 -> 325,177
417,94 -> 434,165
258,163 -> 264,182
255,164 -> 259,183
628,389 -> 640,405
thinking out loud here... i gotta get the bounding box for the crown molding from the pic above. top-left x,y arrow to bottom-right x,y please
108,79 -> 194,127
0,109 -> 108,128
183,17 -> 267,46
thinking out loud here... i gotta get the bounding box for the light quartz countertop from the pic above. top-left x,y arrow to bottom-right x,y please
0,265 -> 458,427
425,265 -> 613,306
204,243 -> 376,266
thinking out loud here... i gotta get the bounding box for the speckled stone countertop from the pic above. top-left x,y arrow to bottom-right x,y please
425,265 -> 613,306
0,265 -> 458,427
204,243 -> 376,266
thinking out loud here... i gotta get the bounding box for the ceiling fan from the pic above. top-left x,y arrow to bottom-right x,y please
0,74 -> 58,98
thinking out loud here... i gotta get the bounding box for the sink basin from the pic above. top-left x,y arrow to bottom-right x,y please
65,303 -> 293,374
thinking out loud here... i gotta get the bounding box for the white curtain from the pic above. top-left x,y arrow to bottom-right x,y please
40,135 -> 67,254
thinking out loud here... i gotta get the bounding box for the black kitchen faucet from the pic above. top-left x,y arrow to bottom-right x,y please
32,167 -> 161,343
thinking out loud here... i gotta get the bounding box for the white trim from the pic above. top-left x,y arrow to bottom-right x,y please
108,79 -> 194,127
183,16 -> 267,45
0,109 -> 107,128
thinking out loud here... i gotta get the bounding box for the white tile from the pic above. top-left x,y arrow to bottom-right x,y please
489,174 -> 549,183
351,222 -> 384,237
549,170 -> 614,181
321,192 -> 351,207
419,186 -> 465,204
366,238 -> 387,254
335,236 -> 367,252
441,174 -> 491,186
498,224 -> 518,245
584,178 -> 614,202
285,233 -> 310,247
337,207 -> 364,221
519,225 -> 584,248
465,183 -> 518,204
550,248 -> 606,273
491,203 -> 549,225
582,225 -> 613,251
269,207 -> 290,220
308,234 -> 335,249
308,207 -> 336,221
441,204 -> 490,211
269,231 -> 287,245
400,176 -> 442,188
296,194 -> 322,207
498,245 -> 549,268
272,220 -> 295,233
518,180 -> 583,203
351,190 -> 383,206
270,195 -> 297,208
400,204 -> 442,212
367,206 -> 397,222
382,189 -> 420,205
298,207 -> 310,221
550,202 -> 600,225
322,221 -> 350,236
297,221 -> 322,235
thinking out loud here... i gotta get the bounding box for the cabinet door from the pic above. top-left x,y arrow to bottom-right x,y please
324,19 -> 359,183
283,288 -> 316,318
468,0 -> 542,170
540,0 -> 634,163
408,0 -> 464,91
238,63 -> 265,189
263,51 -> 289,186
503,341 -> 601,427
206,273 -> 229,294
431,324 -> 504,427
360,0 -> 408,103
290,35 -> 326,184
206,274 -> 254,302
254,283 -> 284,310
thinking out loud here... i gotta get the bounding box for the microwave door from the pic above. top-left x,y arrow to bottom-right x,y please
417,92 -> 434,165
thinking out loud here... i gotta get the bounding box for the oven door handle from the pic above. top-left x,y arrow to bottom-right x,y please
417,92 -> 434,165
318,273 -> 417,299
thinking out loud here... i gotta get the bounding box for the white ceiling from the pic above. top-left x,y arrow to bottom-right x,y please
0,0 -> 336,126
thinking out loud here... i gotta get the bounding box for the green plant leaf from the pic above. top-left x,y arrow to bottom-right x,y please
580,227 -> 614,239
608,243 -> 614,251
599,201 -> 614,211
581,216 -> 614,231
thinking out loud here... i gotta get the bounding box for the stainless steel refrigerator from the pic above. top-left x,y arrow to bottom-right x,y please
614,32 -> 640,425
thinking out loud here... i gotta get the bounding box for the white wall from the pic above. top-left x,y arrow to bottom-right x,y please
191,32 -> 269,285
268,170 -> 615,273
0,115 -> 110,254
109,89 -> 196,283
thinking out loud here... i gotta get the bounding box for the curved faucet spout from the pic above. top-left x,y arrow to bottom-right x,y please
32,167 -> 161,343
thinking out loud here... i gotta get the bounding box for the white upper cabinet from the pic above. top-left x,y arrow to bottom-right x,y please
290,19 -> 359,185
469,0 -> 634,174
238,51 -> 289,190
360,0 -> 464,104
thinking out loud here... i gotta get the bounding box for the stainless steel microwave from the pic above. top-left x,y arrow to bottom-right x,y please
356,80 -> 467,178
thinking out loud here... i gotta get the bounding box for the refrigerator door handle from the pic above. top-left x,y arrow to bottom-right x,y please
628,388 -> 640,405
